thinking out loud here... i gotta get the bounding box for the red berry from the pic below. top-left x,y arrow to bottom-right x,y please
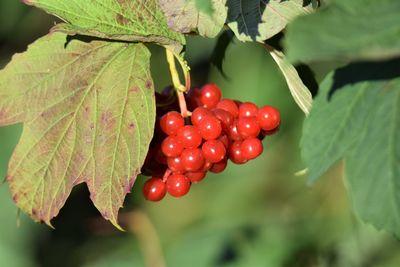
167,156 -> 185,173
239,102 -> 258,117
201,160 -> 213,172
228,141 -> 247,164
143,177 -> 166,201
167,174 -> 191,197
191,107 -> 212,125
181,148 -> 205,171
161,136 -> 184,157
216,99 -> 239,117
160,111 -> 184,135
186,87 -> 202,110
177,125 -> 202,148
241,138 -> 263,160
199,83 -> 222,109
212,108 -> 234,130
218,134 -> 230,148
197,115 -> 222,140
202,140 -> 226,163
186,171 -> 206,183
257,106 -> 280,131
210,158 -> 228,173
227,119 -> 242,141
237,117 -> 260,138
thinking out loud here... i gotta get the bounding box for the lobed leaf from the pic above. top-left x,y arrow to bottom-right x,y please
0,32 -> 156,228
24,0 -> 185,52
285,0 -> 400,63
301,60 -> 400,235
159,0 -> 227,38
227,0 -> 314,42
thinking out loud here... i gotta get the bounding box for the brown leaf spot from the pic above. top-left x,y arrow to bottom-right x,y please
130,87 -> 139,93
128,122 -> 135,129
101,111 -> 114,126
116,14 -> 129,25
90,122 -> 95,130
145,80 -> 153,90
12,194 -> 19,202
32,208 -> 38,216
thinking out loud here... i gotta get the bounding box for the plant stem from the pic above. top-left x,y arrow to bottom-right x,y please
127,211 -> 166,267
165,49 -> 191,117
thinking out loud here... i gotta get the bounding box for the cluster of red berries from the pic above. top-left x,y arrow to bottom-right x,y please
141,84 -> 280,201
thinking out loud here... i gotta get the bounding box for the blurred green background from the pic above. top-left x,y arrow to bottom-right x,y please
1,1 -> 400,267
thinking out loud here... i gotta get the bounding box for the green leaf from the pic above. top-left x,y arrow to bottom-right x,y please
266,45 -> 312,115
159,0 -> 227,38
346,86 -> 400,236
301,72 -> 374,182
0,32 -> 155,228
227,0 -> 314,42
301,60 -> 400,235
285,0 -> 400,63
24,0 -> 185,52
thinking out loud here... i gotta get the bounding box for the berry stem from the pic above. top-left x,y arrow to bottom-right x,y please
165,49 -> 191,117
162,168 -> 172,183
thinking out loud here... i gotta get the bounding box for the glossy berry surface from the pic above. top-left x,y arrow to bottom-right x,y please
199,83 -> 221,109
191,107 -> 211,125
181,148 -> 205,171
198,115 -> 222,140
257,106 -> 280,131
237,117 -> 260,138
241,138 -> 263,160
239,102 -> 258,117
177,125 -> 202,148
229,141 -> 248,164
216,99 -> 239,117
161,136 -> 184,157
167,174 -> 191,197
143,177 -> 166,201
160,111 -> 184,135
202,140 -> 226,163
167,156 -> 185,173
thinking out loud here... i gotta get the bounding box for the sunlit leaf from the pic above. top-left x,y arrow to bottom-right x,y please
0,32 -> 155,228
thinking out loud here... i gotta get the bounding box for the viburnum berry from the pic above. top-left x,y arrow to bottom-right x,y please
228,141 -> 247,164
212,108 -> 234,130
216,99 -> 239,117
186,171 -> 207,183
210,158 -> 228,173
181,148 -> 205,172
227,119 -> 242,141
142,82 -> 281,201
218,134 -> 230,149
202,140 -> 226,163
143,177 -> 167,201
239,102 -> 258,117
167,174 -> 191,197
167,156 -> 185,173
160,111 -> 184,135
177,125 -> 202,148
237,117 -> 260,138
241,138 -> 263,160
161,136 -> 184,157
197,115 -> 222,140
257,106 -> 280,131
191,107 -> 212,125
199,83 -> 221,109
